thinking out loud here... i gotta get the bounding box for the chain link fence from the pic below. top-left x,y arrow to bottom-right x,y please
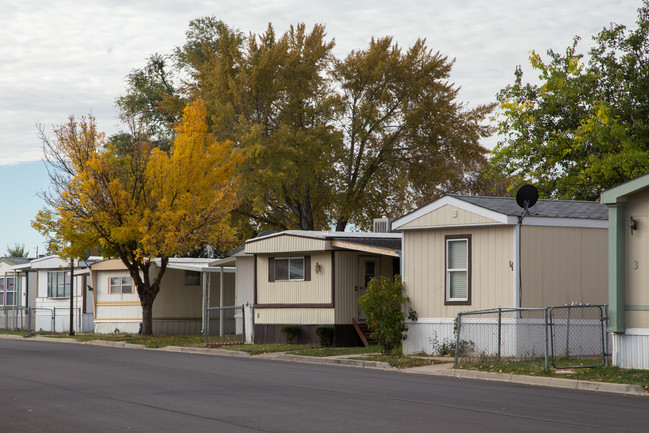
204,304 -> 254,346
454,305 -> 608,372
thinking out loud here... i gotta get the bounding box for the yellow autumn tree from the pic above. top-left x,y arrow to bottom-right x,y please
33,100 -> 242,335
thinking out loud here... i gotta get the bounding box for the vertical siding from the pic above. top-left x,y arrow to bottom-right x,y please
256,252 -> 332,304
625,189 -> 649,328
234,256 -> 254,306
334,252 -> 395,324
402,204 -> 499,228
521,226 -> 607,307
403,225 -> 514,318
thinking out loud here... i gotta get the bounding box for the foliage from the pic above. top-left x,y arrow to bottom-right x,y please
117,18 -> 493,233
6,243 -> 28,257
33,99 -> 242,335
357,275 -> 417,355
280,324 -> 300,344
287,345 -> 381,357
222,343 -> 312,355
350,355 -> 435,369
315,325 -> 335,347
491,1 -> 649,200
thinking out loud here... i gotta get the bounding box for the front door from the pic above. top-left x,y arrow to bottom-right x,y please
356,257 -> 377,322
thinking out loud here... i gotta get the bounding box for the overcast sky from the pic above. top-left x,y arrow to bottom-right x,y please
0,0 -> 642,255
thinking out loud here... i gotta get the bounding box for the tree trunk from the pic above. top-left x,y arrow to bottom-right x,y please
141,299 -> 154,336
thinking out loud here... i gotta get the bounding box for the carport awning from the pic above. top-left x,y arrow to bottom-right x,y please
164,263 -> 235,273
330,240 -> 400,257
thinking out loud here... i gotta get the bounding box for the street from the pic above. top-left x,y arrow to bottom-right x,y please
0,338 -> 647,432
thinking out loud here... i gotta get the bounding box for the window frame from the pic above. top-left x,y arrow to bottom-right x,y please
184,271 -> 201,286
444,234 -> 471,305
47,270 -> 71,299
268,256 -> 311,282
109,276 -> 133,294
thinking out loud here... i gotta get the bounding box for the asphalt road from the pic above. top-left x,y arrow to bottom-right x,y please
0,339 -> 647,433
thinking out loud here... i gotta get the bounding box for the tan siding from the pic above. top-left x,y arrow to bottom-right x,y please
403,225 -> 514,318
256,252 -> 332,304
520,226 -> 607,307
402,204 -> 500,228
245,235 -> 329,254
255,308 -> 335,324
624,188 -> 649,328
333,252 -> 395,324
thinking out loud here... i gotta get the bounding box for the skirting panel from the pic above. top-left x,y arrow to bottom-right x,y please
611,330 -> 649,370
402,320 -> 455,355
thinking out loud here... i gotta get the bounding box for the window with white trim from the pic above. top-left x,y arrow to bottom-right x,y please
109,277 -> 133,294
445,236 -> 470,304
268,256 -> 311,282
0,277 -> 18,306
47,271 -> 70,298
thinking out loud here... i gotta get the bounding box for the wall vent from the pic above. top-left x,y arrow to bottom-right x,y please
373,218 -> 394,233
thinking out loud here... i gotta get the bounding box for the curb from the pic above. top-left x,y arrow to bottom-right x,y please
413,366 -> 647,396
3,335 -> 646,396
260,353 -> 392,370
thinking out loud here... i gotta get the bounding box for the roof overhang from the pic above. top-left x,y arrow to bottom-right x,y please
601,172 -> 649,204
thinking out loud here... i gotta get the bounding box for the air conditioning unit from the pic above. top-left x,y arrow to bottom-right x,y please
373,217 -> 394,233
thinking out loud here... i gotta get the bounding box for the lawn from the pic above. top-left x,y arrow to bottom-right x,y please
456,357 -> 649,390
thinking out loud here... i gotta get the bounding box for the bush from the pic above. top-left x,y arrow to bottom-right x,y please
315,326 -> 334,347
357,275 -> 417,355
280,324 -> 299,344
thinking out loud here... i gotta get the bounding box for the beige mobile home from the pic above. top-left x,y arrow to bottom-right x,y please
601,173 -> 649,369
90,258 -> 234,335
245,231 -> 401,346
392,195 -> 608,355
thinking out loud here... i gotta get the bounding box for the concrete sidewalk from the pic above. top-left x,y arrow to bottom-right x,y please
4,334 -> 646,396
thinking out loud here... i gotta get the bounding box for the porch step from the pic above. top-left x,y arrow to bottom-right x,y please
352,318 -> 375,347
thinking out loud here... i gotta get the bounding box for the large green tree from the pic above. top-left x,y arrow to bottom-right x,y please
118,19 -> 493,232
491,1 -> 649,200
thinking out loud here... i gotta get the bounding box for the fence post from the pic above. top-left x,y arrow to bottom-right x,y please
544,307 -> 549,374
241,304 -> 246,344
454,314 -> 462,364
52,308 -> 56,333
565,306 -> 571,359
497,308 -> 502,362
204,308 -> 210,345
604,304 -> 609,367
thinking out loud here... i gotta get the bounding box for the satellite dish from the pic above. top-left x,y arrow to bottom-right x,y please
516,185 -> 538,210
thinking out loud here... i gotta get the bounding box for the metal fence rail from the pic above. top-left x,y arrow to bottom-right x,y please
455,305 -> 608,372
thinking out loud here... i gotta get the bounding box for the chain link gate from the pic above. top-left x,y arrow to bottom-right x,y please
548,305 -> 607,369
204,305 -> 254,346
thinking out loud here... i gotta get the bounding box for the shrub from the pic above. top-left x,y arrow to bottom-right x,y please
357,275 -> 417,355
280,324 -> 299,344
315,326 -> 334,347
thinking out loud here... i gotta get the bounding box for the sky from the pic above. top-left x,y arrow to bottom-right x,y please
0,0 -> 642,255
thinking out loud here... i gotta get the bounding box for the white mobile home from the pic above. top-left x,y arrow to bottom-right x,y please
90,258 -> 235,335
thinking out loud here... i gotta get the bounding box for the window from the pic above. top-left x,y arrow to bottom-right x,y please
445,235 -> 471,304
0,277 -> 18,306
47,271 -> 70,298
184,271 -> 201,286
268,256 -> 311,282
109,277 -> 133,294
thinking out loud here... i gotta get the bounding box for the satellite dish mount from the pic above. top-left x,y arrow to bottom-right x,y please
515,185 -> 538,223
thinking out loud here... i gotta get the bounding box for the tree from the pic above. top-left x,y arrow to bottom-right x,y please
357,275 -> 416,355
6,243 -> 28,257
119,19 -> 493,232
491,2 -> 649,200
333,37 -> 493,230
33,100 -> 242,335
